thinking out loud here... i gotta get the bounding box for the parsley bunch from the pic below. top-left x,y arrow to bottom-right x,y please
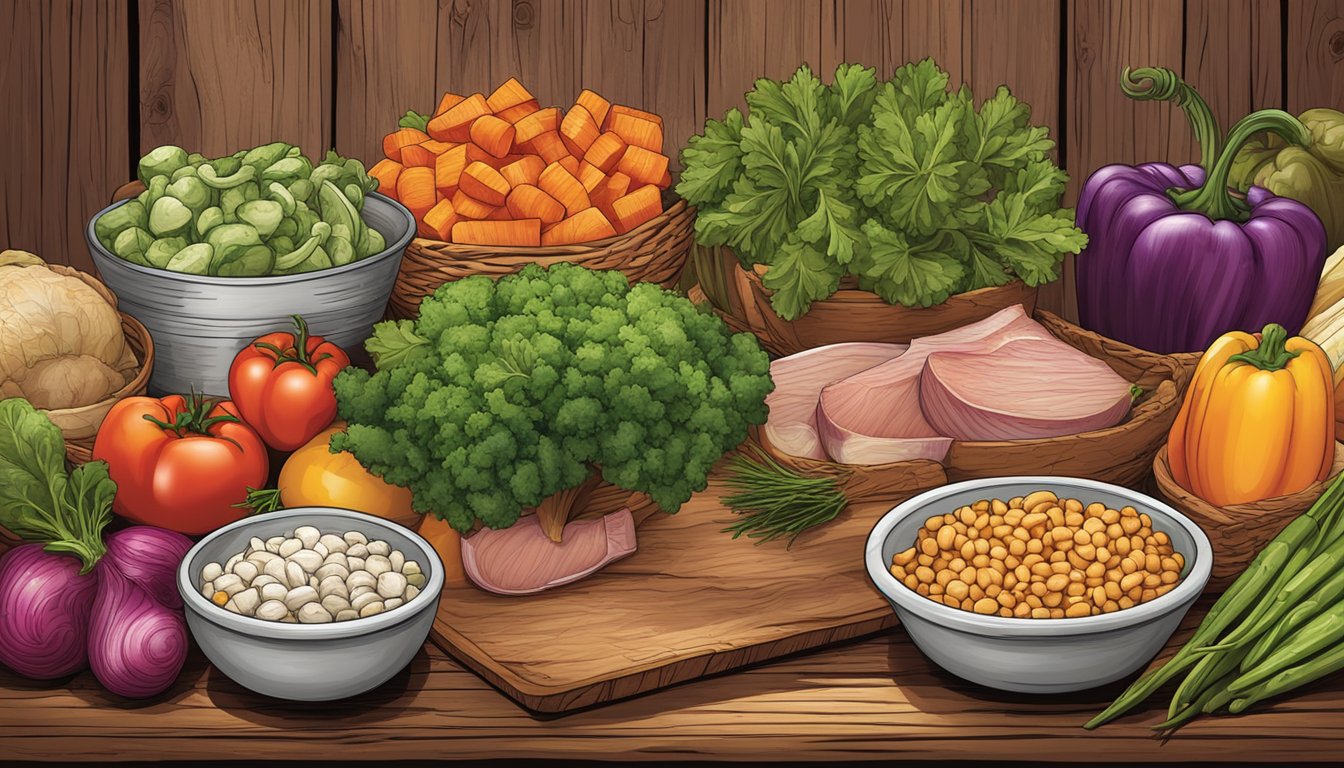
678,59 -> 1088,320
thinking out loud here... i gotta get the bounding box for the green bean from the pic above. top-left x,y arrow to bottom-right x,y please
1167,642 -> 1249,718
1153,669 -> 1239,733
1227,599 -> 1344,694
1082,513 -> 1320,729
1244,562 -> 1344,669
1228,640 -> 1344,714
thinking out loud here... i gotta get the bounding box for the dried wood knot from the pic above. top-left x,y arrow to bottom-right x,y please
1330,30 -> 1344,61
512,0 -> 534,30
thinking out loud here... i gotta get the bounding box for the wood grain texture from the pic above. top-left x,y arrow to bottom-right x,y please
139,0 -> 332,159
1287,0 -> 1344,113
4,597 -> 1344,762
430,480 -> 903,712
0,0 -> 127,272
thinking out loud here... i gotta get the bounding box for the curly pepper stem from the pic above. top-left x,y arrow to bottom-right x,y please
1227,324 -> 1300,371
1170,109 -> 1312,221
1121,66 -> 1223,171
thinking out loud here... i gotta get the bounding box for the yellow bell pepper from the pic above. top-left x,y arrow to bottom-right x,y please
1168,324 -> 1335,505
279,423 -> 421,529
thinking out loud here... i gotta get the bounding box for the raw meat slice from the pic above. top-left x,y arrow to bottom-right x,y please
920,337 -> 1132,440
815,305 -> 1052,464
763,342 -> 908,459
460,508 -> 637,595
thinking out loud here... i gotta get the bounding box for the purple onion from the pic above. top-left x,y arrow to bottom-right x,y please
102,527 -> 193,609
86,560 -> 188,699
0,544 -> 97,679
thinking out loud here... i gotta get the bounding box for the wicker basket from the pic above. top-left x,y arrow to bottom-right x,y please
1153,444 -> 1344,590
743,309 -> 1185,495
387,199 -> 695,320
691,245 -> 1039,357
9,261 -> 155,465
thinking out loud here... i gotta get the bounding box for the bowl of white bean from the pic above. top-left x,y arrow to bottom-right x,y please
177,507 -> 444,701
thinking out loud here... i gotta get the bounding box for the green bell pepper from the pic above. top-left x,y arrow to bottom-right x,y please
1234,107 -> 1344,250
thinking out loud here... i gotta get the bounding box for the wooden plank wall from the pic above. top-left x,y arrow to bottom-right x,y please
2,0 -> 1343,318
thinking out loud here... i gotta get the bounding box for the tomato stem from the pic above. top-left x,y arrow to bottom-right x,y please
142,390 -> 244,450
254,315 -> 332,375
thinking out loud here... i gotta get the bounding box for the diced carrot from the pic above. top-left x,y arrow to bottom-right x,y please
506,184 -> 565,226
513,107 -> 560,144
496,100 -> 539,123
452,219 -> 542,247
396,166 -> 438,220
368,159 -> 403,197
401,139 -> 452,168
615,145 -> 669,186
576,161 -> 604,193
606,104 -> 663,130
469,115 -> 516,158
500,155 -> 546,188
526,132 -> 569,164
560,105 -> 601,157
591,171 -> 632,222
460,162 -> 511,206
434,92 -> 466,116
486,77 -> 535,113
451,189 -> 497,220
558,155 -> 581,177
658,169 -> 672,188
575,89 -> 612,128
538,162 -> 590,217
486,207 -> 513,221
584,132 -> 628,175
435,144 -> 469,193
383,128 -> 430,163
541,208 -> 617,245
611,184 -> 662,233
608,111 -> 663,153
421,198 -> 462,241
428,93 -> 491,142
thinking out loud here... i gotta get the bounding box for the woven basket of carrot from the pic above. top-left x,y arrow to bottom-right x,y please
1152,323 -> 1344,589
373,78 -> 692,320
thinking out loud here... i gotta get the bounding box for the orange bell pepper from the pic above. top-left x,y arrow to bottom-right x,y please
1168,323 -> 1335,505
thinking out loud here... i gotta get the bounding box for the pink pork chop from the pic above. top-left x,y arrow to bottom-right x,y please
762,342 -> 908,459
460,508 -> 637,595
919,337 -> 1132,441
815,305 -> 1052,464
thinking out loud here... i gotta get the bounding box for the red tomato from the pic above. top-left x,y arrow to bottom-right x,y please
228,315 -> 351,451
92,394 -> 269,535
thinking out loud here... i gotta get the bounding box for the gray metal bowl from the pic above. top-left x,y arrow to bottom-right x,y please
177,507 -> 444,702
865,476 -> 1212,693
86,193 -> 414,395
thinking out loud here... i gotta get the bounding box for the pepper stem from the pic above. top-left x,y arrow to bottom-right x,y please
1121,67 -> 1222,171
1170,109 -> 1312,221
1227,324 -> 1300,371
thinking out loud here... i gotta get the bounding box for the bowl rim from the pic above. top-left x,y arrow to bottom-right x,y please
177,506 -> 444,640
864,475 -> 1213,637
86,191 -> 415,286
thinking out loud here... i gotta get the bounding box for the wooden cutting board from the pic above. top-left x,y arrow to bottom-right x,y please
428,476 -> 936,713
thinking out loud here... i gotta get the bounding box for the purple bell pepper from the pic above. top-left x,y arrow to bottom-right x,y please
1075,67 -> 1327,354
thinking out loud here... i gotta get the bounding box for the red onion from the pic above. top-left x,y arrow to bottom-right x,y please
86,558 -> 188,699
103,527 -> 193,609
0,544 -> 97,679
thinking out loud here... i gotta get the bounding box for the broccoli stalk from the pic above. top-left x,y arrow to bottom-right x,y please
331,264 -> 775,538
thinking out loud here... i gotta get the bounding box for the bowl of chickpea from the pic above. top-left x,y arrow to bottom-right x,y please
865,476 -> 1212,693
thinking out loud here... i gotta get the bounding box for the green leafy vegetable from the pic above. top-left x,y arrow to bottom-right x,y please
399,110 -> 431,133
331,264 -> 775,535
678,58 -> 1088,318
0,398 -> 115,572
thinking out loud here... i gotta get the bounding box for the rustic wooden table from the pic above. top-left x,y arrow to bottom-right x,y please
2,598 -> 1339,763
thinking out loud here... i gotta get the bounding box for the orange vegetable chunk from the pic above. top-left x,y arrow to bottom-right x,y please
435,144 -> 469,193
608,111 -> 663,153
538,162 -> 591,217
500,155 -> 546,188
496,100 -> 540,123
658,169 -> 672,188
486,77 -> 535,113
591,171 -> 632,222
611,184 -> 662,233
584,132 -> 628,174
470,115 -> 516,158
507,184 -> 566,226
434,92 -> 466,116
558,155 -> 581,177
452,219 -> 542,247
383,128 -> 430,163
528,132 -> 569,164
513,107 -> 560,144
396,166 -> 438,220
541,208 -> 617,245
460,161 -> 511,206
576,161 -> 604,193
422,198 -> 461,241
607,104 -> 664,129
401,139 -> 451,168
560,105 -> 600,157
428,93 -> 491,142
368,159 -> 403,197
615,144 -> 669,186
451,189 -> 498,220
574,89 -> 611,128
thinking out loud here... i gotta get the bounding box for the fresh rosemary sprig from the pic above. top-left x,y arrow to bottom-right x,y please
720,448 -> 849,546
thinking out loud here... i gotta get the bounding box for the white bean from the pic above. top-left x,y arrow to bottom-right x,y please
321,552 -> 348,569
404,584 -> 420,602
365,555 -> 391,577
201,582 -> 215,599
349,584 -> 375,600
407,573 -> 426,589
384,597 -> 403,610
284,586 -> 319,611
315,564 -> 349,583
367,540 -> 391,557
334,608 -> 359,622
251,574 -> 279,589
232,560 -> 259,584
297,602 -> 333,624
263,557 -> 289,585
377,571 -> 407,599
214,573 -> 244,595
224,553 -> 243,572
232,588 -> 261,616
358,601 -> 384,618
319,534 -> 347,554
318,575 -> 349,599
294,526 -> 321,549
247,550 -> 280,568
320,594 -> 351,615
389,550 -> 405,573
201,562 -> 223,582
347,556 -> 365,572
402,560 -> 422,577
347,571 -> 377,591
313,541 -> 329,558
287,548 -> 323,574
343,530 -> 367,546
247,536 -> 266,554
284,561 -> 307,590
223,597 -> 242,614
256,600 -> 288,621
260,582 -> 288,602
280,614 -> 297,623
351,591 -> 381,611
265,536 -> 284,554
346,543 -> 369,559
279,538 -> 302,558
